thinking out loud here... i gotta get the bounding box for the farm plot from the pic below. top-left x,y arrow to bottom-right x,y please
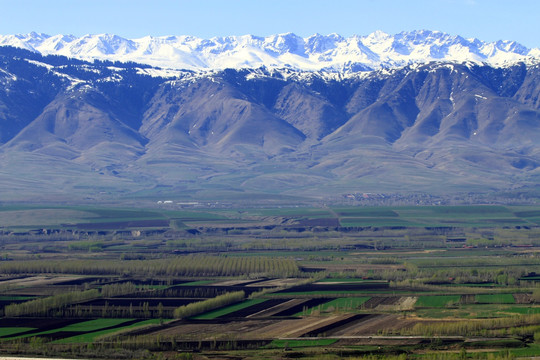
265,338 -> 337,348
361,296 -> 400,309
2,317 -> 167,344
0,327 -> 36,337
75,297 -> 204,317
316,278 -> 388,285
3,318 -> 136,341
375,296 -> 417,311
272,298 -> 334,317
340,218 -> 416,227
415,295 -> 461,308
327,314 -> 421,336
475,294 -> 516,304
301,314 -> 373,337
75,219 -> 170,230
79,298 -> 204,308
332,207 -> 399,217
192,298 -> 267,319
168,284 -> 265,297
244,299 -> 307,318
295,297 -> 371,315
52,319 -> 165,344
213,298 -> 290,318
149,319 -> 280,340
276,282 -> 389,296
0,318 -> 82,339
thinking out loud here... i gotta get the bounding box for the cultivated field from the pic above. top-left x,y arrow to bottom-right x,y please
1,204 -> 540,359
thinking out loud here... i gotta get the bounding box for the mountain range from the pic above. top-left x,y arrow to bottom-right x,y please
1,30 -> 539,72
0,31 -> 540,204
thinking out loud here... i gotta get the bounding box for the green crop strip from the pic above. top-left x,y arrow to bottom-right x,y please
193,298 -> 267,319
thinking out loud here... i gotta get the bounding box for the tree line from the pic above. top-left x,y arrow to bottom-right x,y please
3,282 -> 138,317
173,291 -> 245,319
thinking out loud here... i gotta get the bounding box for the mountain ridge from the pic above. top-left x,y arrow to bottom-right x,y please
1,45 -> 540,203
1,30 -> 539,72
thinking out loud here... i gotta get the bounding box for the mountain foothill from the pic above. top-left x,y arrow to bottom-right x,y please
0,34 -> 539,202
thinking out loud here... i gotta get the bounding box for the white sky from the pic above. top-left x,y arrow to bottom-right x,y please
0,0 -> 539,48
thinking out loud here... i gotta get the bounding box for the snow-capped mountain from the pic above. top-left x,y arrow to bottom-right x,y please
0,30 -> 538,71
1,44 -> 540,203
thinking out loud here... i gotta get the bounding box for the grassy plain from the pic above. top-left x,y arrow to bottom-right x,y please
2,203 -> 540,231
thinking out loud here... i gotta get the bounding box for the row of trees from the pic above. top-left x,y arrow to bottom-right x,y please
3,282 -> 141,317
4,289 -> 99,317
100,282 -> 138,297
173,291 -> 245,319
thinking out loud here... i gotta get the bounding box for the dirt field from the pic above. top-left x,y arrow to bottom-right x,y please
327,314 -> 419,336
513,293 -> 531,304
246,299 -> 303,318
153,314 -> 368,340
362,296 -> 400,309
153,319 -> 279,340
375,296 -> 417,311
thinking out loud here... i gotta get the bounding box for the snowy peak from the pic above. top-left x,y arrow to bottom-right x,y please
0,30 -> 538,71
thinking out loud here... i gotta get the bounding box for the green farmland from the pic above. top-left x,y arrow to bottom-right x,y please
1,204 -> 540,359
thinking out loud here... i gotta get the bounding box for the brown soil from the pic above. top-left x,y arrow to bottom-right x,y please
376,296 -> 417,311
247,299 -> 306,318
362,296 -> 399,309
253,315 -> 354,338
460,294 -> 476,304
153,319 -> 279,340
153,315 -> 362,340
513,293 -> 531,304
328,314 -> 418,336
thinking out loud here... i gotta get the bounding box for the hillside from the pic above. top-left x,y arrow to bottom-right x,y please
0,45 -> 539,203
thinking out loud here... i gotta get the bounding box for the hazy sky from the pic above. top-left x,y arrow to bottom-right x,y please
1,0 -> 539,48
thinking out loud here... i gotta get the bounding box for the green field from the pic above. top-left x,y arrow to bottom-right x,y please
52,319 -> 165,344
416,303 -> 536,319
415,295 -> 462,308
2,319 -> 133,340
0,319 -> 167,344
332,207 -> 399,217
339,218 -> 416,227
297,297 -> 371,315
4,204 -> 540,230
178,280 -> 216,286
0,205 -> 229,230
0,327 -> 35,337
475,294 -> 516,304
2,204 -> 540,359
192,299 -> 267,320
336,205 -> 534,227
